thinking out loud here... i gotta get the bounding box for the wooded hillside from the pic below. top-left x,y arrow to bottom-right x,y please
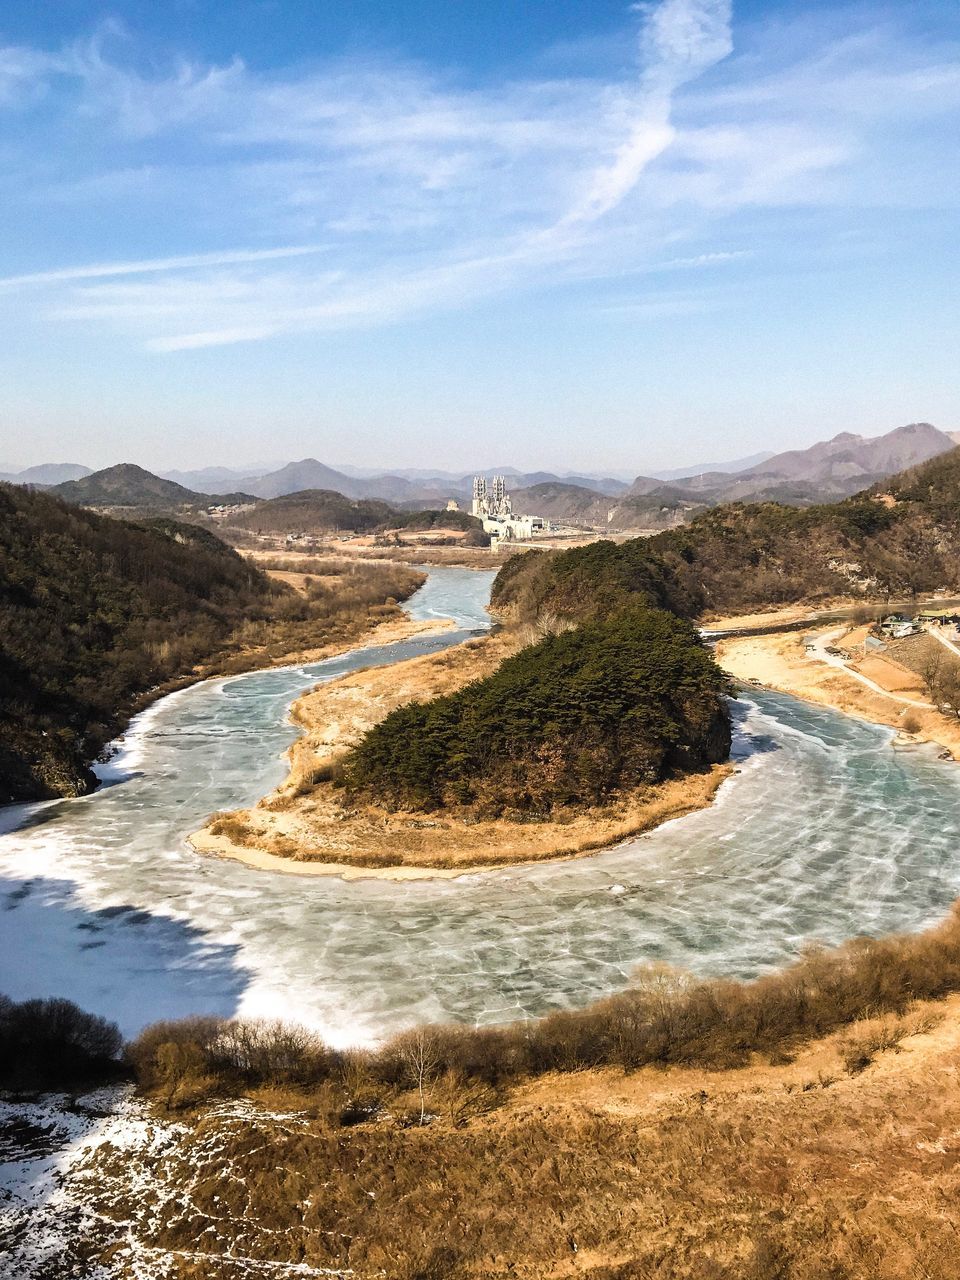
0,484 -> 421,802
493,449 -> 960,624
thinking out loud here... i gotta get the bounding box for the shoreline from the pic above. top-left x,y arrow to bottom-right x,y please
74,569 -> 442,805
187,591 -> 960,883
716,625 -> 960,761
120,606 -> 454,747
188,611 -> 734,878
187,765 -> 733,881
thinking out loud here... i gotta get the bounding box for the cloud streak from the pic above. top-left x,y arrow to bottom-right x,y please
0,245 -> 329,290
0,0 -> 957,353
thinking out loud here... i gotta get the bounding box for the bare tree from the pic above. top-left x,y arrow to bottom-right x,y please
919,651 -> 960,718
936,664 -> 960,720
921,651 -> 945,703
398,1028 -> 443,1124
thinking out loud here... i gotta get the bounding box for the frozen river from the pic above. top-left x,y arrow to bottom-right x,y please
2,566 -> 960,1048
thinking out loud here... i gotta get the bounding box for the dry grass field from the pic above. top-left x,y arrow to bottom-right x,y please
61,908 -> 960,1278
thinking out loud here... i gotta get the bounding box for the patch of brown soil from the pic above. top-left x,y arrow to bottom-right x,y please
853,651 -> 926,693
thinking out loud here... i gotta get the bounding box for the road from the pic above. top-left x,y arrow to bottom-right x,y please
805,626 -> 933,710
927,625 -> 960,663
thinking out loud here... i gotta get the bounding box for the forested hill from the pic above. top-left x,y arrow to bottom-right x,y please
228,489 -> 487,539
50,462 -> 258,510
342,607 -> 731,816
0,483 -> 427,804
492,447 -> 960,624
229,489 -> 396,534
0,483 -> 290,801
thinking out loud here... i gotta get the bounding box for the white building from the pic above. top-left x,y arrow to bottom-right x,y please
471,475 -> 545,542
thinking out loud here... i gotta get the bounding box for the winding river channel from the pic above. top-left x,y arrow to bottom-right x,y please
3,566 -> 960,1048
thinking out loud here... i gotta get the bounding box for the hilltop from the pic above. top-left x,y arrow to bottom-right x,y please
51,463 -> 253,510
229,489 -> 397,534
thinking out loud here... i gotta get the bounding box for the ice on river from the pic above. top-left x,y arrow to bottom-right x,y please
3,567 -> 960,1049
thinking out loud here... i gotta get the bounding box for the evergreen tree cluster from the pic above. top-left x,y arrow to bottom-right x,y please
342,607 -> 731,815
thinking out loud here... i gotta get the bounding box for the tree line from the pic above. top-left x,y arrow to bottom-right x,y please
492,449 -> 960,627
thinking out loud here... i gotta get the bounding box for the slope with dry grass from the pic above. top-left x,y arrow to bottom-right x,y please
19,905 -> 960,1279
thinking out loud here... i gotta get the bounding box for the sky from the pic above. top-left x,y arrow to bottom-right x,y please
1,0 -> 958,475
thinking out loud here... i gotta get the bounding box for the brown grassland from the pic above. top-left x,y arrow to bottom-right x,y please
187,557 -> 430,675
63,901 -> 960,1279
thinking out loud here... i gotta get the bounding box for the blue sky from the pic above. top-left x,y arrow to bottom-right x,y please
1,0 -> 958,474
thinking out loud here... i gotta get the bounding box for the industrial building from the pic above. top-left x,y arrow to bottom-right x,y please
471,475 -> 546,542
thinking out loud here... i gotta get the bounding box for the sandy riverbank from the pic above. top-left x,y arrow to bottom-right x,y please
189,623 -> 732,879
190,766 -> 732,880
716,627 -> 960,758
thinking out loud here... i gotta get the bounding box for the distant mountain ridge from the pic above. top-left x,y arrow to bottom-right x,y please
51,464 -> 255,509
0,462 -> 92,485
15,423 -> 956,527
242,458 -> 629,503
624,423 -> 956,510
649,451 -> 775,482
735,422 -> 953,484
160,465 -> 277,492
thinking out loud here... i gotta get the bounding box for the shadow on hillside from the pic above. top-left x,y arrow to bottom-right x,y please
727,697 -> 783,764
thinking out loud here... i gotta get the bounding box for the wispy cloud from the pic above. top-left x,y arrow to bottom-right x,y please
0,245 -> 329,289
655,249 -> 753,268
0,0 -> 957,352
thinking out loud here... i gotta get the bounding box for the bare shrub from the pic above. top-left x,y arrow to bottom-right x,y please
127,905 -> 960,1112
428,1069 -> 498,1126
214,1018 -> 332,1085
126,1016 -> 226,1107
207,812 -> 252,843
0,995 -> 123,1089
127,1015 -> 333,1108
838,1005 -> 944,1074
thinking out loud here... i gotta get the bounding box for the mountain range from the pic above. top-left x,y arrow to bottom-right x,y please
648,422 -> 956,501
11,422 -> 958,533
231,459 -> 630,504
132,425 -> 960,520
505,424 -> 960,530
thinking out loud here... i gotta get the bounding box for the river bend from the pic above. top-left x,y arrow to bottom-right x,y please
2,567 -> 959,1047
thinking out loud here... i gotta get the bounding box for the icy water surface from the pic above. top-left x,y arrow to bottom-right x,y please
3,566 -> 960,1047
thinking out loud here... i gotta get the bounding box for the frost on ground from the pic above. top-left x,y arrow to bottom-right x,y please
0,1085 -> 173,1278
0,1090 -> 351,1279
